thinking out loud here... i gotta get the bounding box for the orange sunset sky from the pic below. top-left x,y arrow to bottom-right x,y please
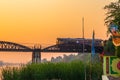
0,0 -> 118,63
0,0 -> 117,45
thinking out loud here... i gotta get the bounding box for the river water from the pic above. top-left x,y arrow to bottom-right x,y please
0,52 -> 77,63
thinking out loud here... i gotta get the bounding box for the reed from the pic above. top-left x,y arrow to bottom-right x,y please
1,61 -> 102,80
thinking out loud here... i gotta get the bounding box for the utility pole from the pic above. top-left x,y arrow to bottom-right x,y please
82,17 -> 84,54
82,17 -> 86,80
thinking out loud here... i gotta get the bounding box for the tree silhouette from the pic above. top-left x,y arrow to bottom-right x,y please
104,0 -> 120,28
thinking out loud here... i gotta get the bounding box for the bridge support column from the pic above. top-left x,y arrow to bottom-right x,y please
32,51 -> 41,63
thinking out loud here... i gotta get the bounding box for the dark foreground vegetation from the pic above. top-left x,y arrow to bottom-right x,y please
1,61 -> 102,80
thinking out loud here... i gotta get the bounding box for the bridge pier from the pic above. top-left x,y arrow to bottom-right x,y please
32,50 -> 41,63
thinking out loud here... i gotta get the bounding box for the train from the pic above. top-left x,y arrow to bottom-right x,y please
56,38 -> 103,46
56,38 -> 103,52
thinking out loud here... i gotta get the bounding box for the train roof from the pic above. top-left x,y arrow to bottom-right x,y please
57,38 -> 103,41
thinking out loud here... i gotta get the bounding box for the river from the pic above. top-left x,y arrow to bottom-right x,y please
0,52 -> 77,63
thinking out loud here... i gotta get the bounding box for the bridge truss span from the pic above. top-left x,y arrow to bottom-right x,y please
0,41 -> 32,52
42,45 -> 60,52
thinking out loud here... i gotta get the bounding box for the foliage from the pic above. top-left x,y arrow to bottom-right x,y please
104,36 -> 115,55
104,0 -> 120,57
115,46 -> 120,57
1,61 -> 103,80
1,67 -> 20,80
104,0 -> 120,29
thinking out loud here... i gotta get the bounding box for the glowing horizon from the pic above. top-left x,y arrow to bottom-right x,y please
0,0 -> 115,45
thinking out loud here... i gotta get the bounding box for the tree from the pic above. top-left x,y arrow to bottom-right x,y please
104,0 -> 120,57
104,0 -> 120,28
104,36 -> 115,55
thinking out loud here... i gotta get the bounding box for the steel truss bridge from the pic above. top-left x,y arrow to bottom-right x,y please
0,41 -> 103,63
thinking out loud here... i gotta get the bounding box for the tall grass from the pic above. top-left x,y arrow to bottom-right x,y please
1,61 -> 103,80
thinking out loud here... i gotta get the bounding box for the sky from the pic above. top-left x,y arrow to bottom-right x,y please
0,0 -> 118,63
0,0 -> 117,46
